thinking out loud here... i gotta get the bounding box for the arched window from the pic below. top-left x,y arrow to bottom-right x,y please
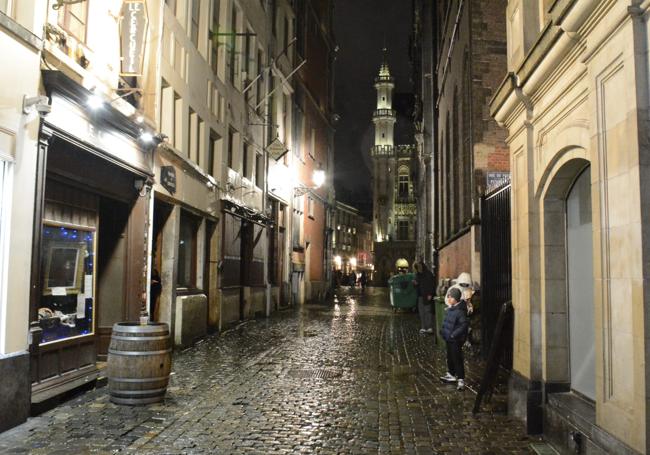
398,166 -> 409,198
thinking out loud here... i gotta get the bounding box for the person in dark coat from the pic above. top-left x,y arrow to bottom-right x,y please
439,287 -> 469,390
413,262 -> 435,334
359,271 -> 368,291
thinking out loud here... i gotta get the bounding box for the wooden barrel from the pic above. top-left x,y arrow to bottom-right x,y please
107,322 -> 172,405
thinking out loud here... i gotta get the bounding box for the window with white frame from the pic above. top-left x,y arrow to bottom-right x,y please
0,0 -> 13,16
58,1 -> 88,43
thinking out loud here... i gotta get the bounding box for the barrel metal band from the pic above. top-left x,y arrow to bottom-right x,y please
109,376 -> 170,383
108,349 -> 172,356
110,387 -> 168,396
110,335 -> 170,342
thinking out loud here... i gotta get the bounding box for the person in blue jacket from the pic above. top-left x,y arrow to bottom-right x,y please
439,287 -> 469,390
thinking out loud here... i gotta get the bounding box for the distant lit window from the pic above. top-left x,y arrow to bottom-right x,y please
398,173 -> 409,197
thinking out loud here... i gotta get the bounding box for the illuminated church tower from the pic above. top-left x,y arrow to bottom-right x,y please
372,49 -> 397,242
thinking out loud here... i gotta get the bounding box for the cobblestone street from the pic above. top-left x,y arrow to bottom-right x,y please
0,288 -> 534,454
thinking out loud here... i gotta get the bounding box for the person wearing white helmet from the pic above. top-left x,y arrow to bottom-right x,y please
445,272 -> 475,315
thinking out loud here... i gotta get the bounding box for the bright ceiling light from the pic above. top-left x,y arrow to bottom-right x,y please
87,94 -> 104,110
140,131 -> 154,143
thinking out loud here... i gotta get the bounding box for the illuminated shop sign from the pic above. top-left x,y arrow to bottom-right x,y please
120,0 -> 148,76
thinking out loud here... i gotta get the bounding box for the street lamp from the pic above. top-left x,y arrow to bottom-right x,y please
295,169 -> 327,196
312,169 -> 326,188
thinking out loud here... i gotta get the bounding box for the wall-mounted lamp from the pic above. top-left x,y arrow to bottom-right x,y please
87,89 -> 105,110
22,95 -> 51,116
139,131 -> 167,147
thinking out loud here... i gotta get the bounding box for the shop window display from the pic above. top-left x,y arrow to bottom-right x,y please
38,224 -> 95,343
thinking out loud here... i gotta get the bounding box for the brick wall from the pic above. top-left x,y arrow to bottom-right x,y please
470,0 -> 509,185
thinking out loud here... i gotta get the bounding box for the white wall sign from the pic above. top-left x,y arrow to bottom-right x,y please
120,0 -> 148,76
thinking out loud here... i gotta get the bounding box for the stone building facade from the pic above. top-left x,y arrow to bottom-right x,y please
491,1 -> 650,453
371,53 -> 417,285
429,0 -> 509,285
0,0 -> 335,433
0,0 -> 47,433
290,0 -> 336,305
332,201 -> 373,277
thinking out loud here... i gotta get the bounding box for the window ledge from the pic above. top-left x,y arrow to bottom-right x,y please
0,12 -> 42,51
175,287 -> 205,296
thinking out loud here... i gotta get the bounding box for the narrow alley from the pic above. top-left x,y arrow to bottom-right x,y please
0,289 -> 532,454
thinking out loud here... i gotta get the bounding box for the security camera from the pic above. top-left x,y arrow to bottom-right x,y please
23,95 -> 51,116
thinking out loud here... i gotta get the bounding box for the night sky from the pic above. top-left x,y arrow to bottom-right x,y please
333,0 -> 413,218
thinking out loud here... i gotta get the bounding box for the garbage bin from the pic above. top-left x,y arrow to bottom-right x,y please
388,273 -> 417,311
434,296 -> 446,347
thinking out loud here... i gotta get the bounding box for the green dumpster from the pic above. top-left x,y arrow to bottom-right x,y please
434,296 -> 447,347
388,273 -> 417,310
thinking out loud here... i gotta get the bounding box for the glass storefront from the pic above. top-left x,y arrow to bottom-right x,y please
38,223 -> 95,343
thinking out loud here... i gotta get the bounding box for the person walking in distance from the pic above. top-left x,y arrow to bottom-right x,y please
413,262 -> 435,335
439,287 -> 469,390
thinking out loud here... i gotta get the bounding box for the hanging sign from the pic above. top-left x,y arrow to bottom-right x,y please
120,0 -> 149,76
160,166 -> 177,194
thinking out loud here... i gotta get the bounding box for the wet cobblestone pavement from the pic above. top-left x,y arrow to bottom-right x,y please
0,288 -> 535,454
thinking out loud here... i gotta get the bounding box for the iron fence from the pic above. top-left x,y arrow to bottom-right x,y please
480,183 -> 513,369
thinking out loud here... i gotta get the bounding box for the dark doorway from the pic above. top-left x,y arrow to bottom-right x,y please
96,197 -> 131,359
150,200 -> 173,322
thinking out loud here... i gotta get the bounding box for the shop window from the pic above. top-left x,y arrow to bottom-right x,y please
177,212 -> 199,289
58,1 -> 88,43
255,153 -> 264,189
37,224 -> 95,344
190,0 -> 200,47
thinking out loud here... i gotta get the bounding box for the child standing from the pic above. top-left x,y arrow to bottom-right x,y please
439,287 -> 469,390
